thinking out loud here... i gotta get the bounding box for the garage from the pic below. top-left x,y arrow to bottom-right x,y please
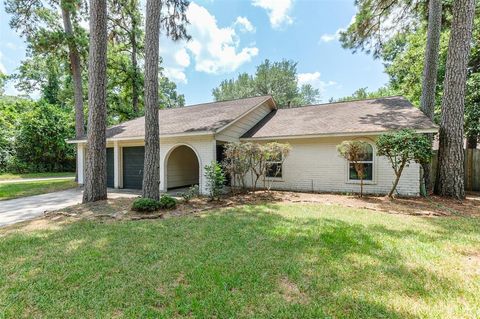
106,148 -> 114,188
122,146 -> 144,189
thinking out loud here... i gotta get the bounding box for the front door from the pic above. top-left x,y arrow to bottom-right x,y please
122,146 -> 144,189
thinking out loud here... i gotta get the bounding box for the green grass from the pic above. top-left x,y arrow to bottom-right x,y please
0,172 -> 75,181
0,179 -> 78,200
1,203 -> 479,318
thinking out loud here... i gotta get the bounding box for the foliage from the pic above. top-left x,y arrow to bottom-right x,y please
340,2 -> 480,147
337,140 -> 371,197
376,129 -> 432,197
333,86 -> 397,102
178,185 -> 199,203
222,142 -> 291,192
212,59 -> 320,108
204,161 -> 225,200
159,194 -> 177,209
131,198 -> 161,212
13,101 -> 76,173
339,0 -> 429,58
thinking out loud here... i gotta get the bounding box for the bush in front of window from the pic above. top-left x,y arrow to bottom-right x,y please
337,140 -> 372,197
376,129 -> 432,198
222,142 -> 291,193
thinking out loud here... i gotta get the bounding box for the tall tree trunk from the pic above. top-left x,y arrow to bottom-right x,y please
61,3 -> 84,138
61,2 -> 84,182
131,29 -> 139,115
142,0 -> 161,200
83,0 -> 108,203
420,0 -> 442,194
434,0 -> 475,199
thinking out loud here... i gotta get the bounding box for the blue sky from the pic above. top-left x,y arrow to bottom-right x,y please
0,0 -> 389,105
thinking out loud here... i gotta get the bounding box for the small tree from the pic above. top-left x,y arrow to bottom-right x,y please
337,141 -> 370,197
376,129 -> 432,198
222,143 -> 250,192
204,161 -> 226,200
263,142 -> 291,191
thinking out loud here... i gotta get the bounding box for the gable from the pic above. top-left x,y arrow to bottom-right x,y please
215,100 -> 275,142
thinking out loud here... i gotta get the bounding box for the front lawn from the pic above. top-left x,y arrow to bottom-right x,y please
1,202 -> 479,318
0,172 -> 75,181
0,179 -> 78,200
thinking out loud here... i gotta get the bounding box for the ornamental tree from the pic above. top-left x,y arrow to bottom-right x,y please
376,129 -> 432,198
337,140 -> 371,197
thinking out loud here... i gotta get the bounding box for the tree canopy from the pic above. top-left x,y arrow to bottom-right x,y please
212,59 -> 320,108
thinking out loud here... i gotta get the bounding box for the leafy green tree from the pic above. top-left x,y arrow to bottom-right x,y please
337,140 -> 371,197
5,0 -> 88,138
334,87 -> 396,102
376,130 -> 432,198
213,59 -> 320,108
14,101 -> 76,172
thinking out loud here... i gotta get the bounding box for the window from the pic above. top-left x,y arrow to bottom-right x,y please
266,153 -> 283,178
348,143 -> 374,181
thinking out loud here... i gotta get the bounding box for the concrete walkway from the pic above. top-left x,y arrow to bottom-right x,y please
0,176 -> 75,184
0,188 -> 139,227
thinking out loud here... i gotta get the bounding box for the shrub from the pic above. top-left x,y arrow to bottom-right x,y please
159,194 -> 177,209
337,140 -> 371,197
204,161 -> 225,200
131,198 -> 161,212
376,129 -> 432,198
179,185 -> 199,203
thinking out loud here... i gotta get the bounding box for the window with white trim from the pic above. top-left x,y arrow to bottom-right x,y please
266,153 -> 283,178
348,143 -> 374,181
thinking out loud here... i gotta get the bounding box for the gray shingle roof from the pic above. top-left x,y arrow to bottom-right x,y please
242,96 -> 438,139
73,95 -> 273,141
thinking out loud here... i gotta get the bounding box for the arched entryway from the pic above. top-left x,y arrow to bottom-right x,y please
165,145 -> 200,190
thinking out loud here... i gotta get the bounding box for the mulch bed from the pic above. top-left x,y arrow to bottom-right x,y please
3,190 -> 478,233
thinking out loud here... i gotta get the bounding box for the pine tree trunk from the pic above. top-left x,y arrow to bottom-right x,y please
83,0 -> 108,203
131,21 -> 139,116
142,0 -> 161,200
420,0 -> 442,194
434,0 -> 475,199
61,2 -> 84,139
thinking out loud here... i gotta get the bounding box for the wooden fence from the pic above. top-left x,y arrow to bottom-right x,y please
431,149 -> 480,191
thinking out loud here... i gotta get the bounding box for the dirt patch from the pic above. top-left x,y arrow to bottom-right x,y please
2,191 -> 478,234
278,277 -> 309,304
272,191 -> 480,217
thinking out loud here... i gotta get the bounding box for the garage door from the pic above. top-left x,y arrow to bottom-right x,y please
106,148 -> 114,188
122,146 -> 144,189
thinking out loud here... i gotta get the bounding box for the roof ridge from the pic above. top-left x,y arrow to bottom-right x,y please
275,95 -> 407,111
179,95 -> 272,109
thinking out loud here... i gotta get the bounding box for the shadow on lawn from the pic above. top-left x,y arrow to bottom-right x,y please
0,203 -> 472,318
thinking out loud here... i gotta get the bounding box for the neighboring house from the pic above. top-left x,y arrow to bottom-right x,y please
68,95 -> 438,196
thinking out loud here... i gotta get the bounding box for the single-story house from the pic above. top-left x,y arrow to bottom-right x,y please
68,95 -> 438,196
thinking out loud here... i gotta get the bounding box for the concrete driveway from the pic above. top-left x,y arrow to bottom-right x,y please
0,188 -> 139,227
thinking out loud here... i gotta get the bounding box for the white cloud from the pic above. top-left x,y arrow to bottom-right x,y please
320,33 -> 339,43
174,48 -> 191,68
0,51 -> 7,74
159,2 -> 259,83
252,0 -> 293,29
234,16 -> 255,33
298,72 -> 337,93
319,15 -> 355,43
186,2 -> 258,74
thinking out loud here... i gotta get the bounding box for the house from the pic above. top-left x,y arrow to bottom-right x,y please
68,95 -> 438,196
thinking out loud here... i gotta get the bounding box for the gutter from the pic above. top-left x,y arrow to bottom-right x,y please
66,131 -> 215,144
240,128 -> 439,141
